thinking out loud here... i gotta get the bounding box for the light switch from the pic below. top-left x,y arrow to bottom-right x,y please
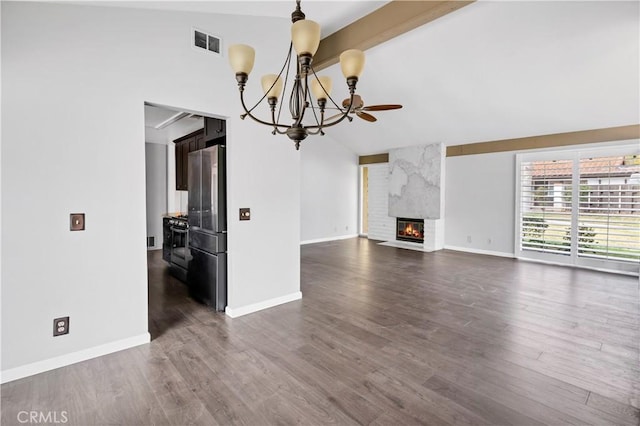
70,213 -> 85,231
239,208 -> 251,221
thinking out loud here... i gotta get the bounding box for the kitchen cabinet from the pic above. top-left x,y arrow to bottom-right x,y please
196,132 -> 206,150
175,139 -> 189,191
204,117 -> 226,142
174,120 -> 226,191
180,141 -> 189,190
174,129 -> 203,191
175,141 -> 186,190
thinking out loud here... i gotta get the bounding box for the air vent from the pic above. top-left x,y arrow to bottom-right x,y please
147,236 -> 155,248
193,28 -> 221,55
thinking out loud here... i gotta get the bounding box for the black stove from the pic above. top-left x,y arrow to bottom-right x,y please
168,216 -> 188,229
163,215 -> 190,282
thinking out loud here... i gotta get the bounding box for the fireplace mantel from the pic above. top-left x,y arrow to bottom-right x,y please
389,144 -> 444,220
386,143 -> 445,251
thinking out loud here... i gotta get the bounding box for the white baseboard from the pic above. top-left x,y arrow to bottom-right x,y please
516,256 -> 639,277
0,332 -> 151,384
444,245 -> 515,258
225,291 -> 302,318
300,234 -> 358,245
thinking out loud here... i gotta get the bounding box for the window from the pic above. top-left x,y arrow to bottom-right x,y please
578,156 -> 640,262
516,146 -> 639,274
520,159 -> 573,256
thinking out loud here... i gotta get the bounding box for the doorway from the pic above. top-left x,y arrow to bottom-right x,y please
144,102 -> 206,338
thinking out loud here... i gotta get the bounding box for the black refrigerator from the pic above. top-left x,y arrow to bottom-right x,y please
187,145 -> 227,311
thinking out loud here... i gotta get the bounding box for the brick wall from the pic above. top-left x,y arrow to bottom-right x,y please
366,163 -> 396,241
423,218 -> 445,251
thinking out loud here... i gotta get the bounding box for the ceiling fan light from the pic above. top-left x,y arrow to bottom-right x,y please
228,44 -> 255,75
339,49 -> 365,79
310,76 -> 332,101
291,19 -> 321,56
261,74 -> 283,99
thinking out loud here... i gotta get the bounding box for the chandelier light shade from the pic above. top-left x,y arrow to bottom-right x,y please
227,0 -> 365,150
228,44 -> 255,75
261,74 -> 283,99
310,76 -> 332,101
339,49 -> 366,79
291,20 -> 321,56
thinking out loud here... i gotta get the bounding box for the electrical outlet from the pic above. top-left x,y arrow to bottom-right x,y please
53,317 -> 69,336
70,213 -> 85,231
467,235 -> 472,243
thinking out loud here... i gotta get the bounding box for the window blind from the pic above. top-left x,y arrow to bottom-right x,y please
519,159 -> 573,255
517,149 -> 640,273
577,156 -> 640,262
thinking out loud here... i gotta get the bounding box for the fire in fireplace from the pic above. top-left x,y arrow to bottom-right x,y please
396,218 -> 425,243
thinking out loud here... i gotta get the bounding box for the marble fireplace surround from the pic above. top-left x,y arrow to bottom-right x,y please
387,143 -> 445,251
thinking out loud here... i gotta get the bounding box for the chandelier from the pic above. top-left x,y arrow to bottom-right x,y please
228,0 -> 365,150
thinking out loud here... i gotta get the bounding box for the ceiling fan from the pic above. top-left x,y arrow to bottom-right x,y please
326,94 -> 403,122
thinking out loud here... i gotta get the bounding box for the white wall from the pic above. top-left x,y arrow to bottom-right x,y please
300,137 -> 358,243
445,151 -> 516,255
0,1 -> 3,378
1,2 -> 299,379
145,143 -> 167,250
443,140 -> 638,257
366,163 -> 395,241
366,146 -> 617,256
366,150 -> 567,254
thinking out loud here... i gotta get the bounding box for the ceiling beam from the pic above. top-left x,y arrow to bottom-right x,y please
313,0 -> 475,72
359,153 -> 389,165
359,125 -> 639,161
446,124 -> 640,157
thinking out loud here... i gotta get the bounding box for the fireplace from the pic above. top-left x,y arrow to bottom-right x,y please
396,218 -> 424,243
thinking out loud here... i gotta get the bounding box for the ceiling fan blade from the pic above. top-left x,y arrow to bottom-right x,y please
342,94 -> 364,110
324,112 -> 347,122
362,104 -> 403,111
356,111 -> 377,122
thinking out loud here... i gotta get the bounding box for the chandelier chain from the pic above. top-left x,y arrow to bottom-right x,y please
274,44 -> 295,134
310,66 -> 343,111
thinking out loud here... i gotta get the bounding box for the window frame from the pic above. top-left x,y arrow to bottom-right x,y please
515,144 -> 639,275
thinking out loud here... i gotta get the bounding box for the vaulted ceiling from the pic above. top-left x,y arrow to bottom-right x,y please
82,0 -> 640,155
69,0 -> 387,38
317,1 -> 639,155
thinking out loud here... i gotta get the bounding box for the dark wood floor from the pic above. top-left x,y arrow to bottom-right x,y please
2,238 -> 639,425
